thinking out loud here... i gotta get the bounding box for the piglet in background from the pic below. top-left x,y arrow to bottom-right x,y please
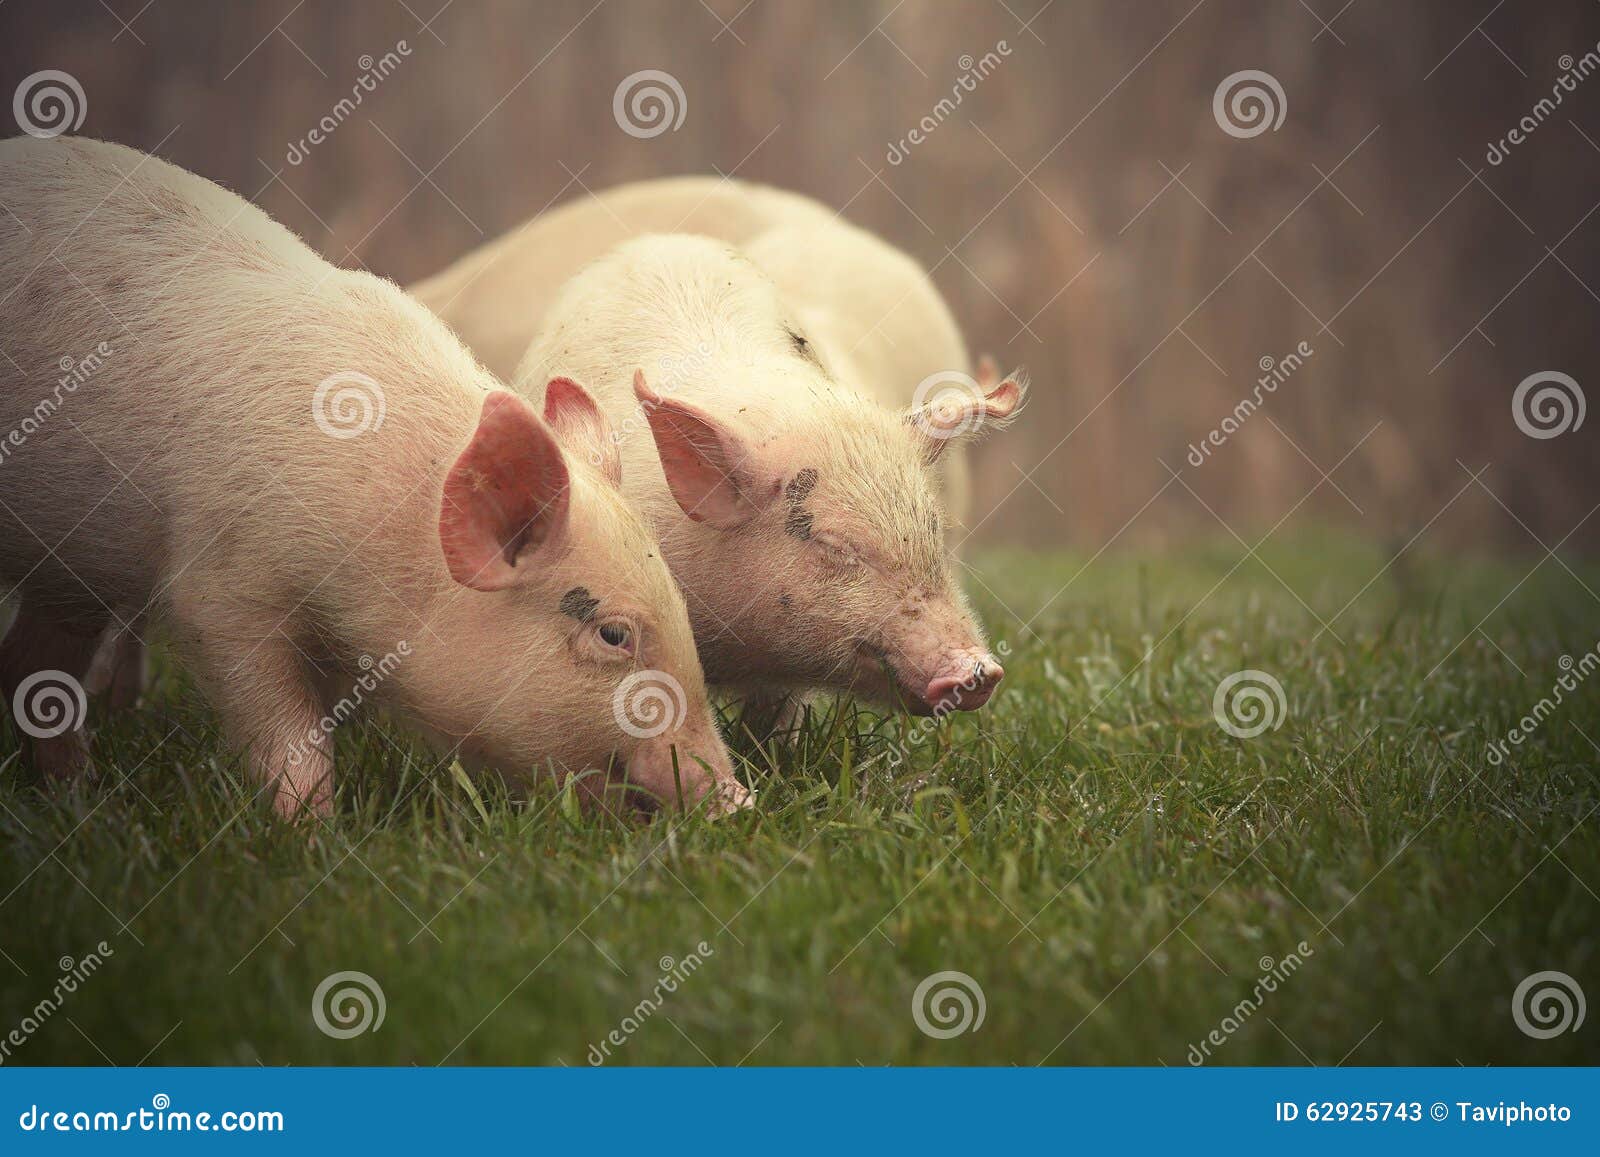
0,136 -> 745,818
414,178 -> 1023,728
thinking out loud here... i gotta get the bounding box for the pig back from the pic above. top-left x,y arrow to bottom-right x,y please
412,176 -> 832,381
0,137 -> 480,619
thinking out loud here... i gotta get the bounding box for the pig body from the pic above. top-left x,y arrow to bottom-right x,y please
410,177 -> 981,529
510,233 -> 1018,717
0,136 -> 742,817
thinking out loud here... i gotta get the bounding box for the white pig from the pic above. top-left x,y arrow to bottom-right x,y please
0,136 -> 744,819
510,233 -> 1021,719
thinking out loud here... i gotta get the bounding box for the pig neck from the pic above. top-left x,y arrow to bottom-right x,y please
266,274 -> 498,693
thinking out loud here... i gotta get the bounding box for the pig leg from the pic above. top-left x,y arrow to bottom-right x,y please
172,595 -> 335,819
84,623 -> 146,711
106,636 -> 146,710
206,644 -> 334,819
736,688 -> 806,743
0,598 -> 104,782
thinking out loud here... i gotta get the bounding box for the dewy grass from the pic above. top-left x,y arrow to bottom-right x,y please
0,534 -> 1596,1066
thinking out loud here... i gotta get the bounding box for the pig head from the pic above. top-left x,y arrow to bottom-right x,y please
634,369 -> 1021,716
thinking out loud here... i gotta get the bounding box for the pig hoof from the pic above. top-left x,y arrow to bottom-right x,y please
737,692 -> 806,744
32,732 -> 94,784
105,663 -> 144,711
707,781 -> 755,816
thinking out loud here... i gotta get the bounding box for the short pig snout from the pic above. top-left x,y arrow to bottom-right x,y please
923,651 -> 1005,713
862,589 -> 1006,716
623,721 -> 750,814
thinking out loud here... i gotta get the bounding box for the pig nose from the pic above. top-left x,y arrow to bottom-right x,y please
924,654 -> 1005,712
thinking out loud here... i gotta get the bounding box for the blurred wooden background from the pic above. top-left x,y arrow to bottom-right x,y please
3,0 -> 1596,551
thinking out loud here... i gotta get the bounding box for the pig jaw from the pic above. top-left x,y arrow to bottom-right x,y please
623,725 -> 753,815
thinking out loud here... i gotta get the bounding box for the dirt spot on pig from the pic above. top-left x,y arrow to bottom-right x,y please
784,467 -> 818,540
559,586 -> 599,622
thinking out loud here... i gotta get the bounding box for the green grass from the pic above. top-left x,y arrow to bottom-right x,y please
1,536 -> 1597,1066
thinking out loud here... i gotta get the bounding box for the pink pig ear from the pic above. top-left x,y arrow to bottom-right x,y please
439,391 -> 571,591
905,368 -> 1027,461
544,376 -> 621,487
634,370 -> 771,530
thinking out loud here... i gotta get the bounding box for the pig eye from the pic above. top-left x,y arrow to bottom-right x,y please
813,532 -> 861,568
596,620 -> 634,653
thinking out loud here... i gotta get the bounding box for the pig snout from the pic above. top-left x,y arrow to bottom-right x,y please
923,651 -> 1005,713
859,588 -> 1007,715
624,729 -> 751,815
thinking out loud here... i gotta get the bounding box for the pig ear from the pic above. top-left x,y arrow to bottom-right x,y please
439,391 -> 571,591
905,368 -> 1027,461
634,369 -> 772,530
544,376 -> 621,487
